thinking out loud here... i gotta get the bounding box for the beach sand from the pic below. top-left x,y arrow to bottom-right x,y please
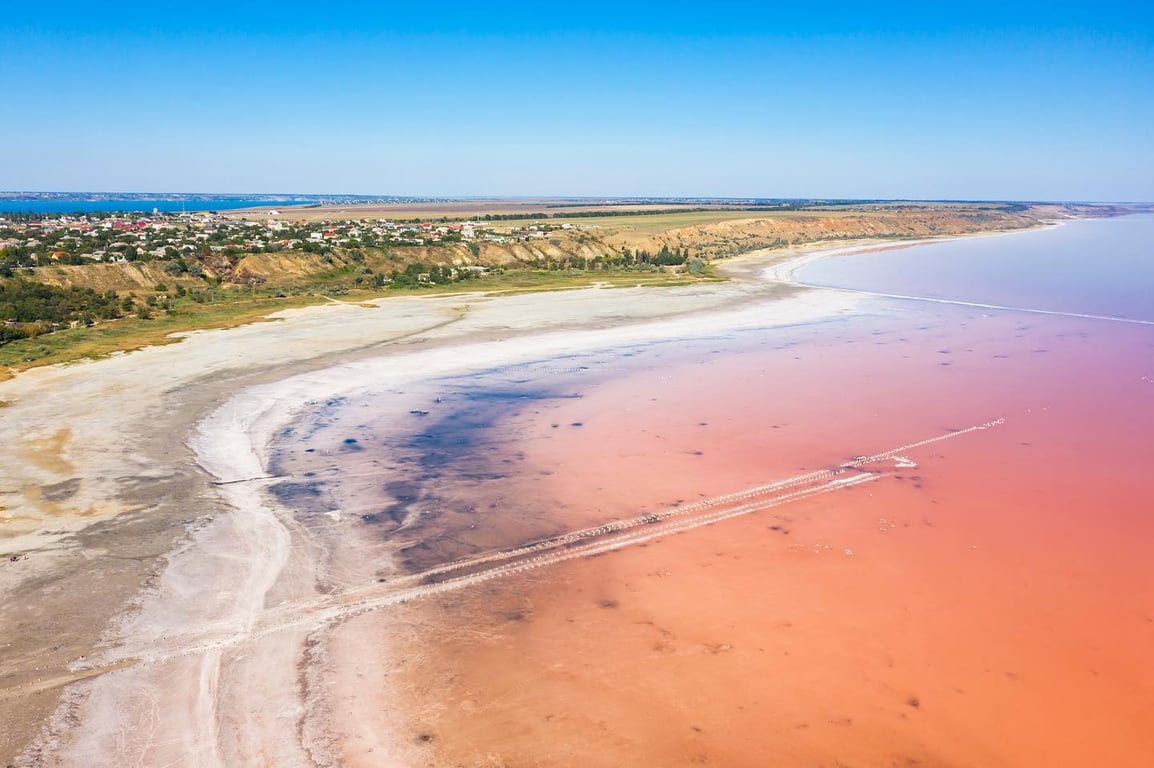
4,230 -> 1152,767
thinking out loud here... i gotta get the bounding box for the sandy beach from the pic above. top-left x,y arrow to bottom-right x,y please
0,242 -> 860,765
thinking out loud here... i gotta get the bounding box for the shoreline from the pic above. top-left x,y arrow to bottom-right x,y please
0,223 -> 1045,764
751,220 -> 1067,285
766,219 -> 1154,326
1,246 -> 856,764
105,289 -> 864,765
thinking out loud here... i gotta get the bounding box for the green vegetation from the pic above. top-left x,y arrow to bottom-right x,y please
0,279 -> 125,343
425,267 -> 720,294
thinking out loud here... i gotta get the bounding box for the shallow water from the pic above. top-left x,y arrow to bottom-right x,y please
270,216 -> 1154,767
798,214 -> 1154,321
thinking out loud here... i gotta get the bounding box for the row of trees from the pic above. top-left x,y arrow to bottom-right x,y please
617,245 -> 691,266
385,262 -> 482,288
519,244 -> 696,272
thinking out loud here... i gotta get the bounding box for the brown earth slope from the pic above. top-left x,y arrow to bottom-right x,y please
605,206 -> 1045,257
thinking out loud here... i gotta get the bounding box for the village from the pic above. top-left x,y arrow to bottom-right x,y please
0,207 -> 693,347
0,209 -> 574,270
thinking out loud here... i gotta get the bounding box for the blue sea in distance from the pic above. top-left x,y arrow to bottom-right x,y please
0,197 -> 319,214
798,214 -> 1154,323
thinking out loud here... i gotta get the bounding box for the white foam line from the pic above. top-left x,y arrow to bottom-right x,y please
800,285 -> 1154,326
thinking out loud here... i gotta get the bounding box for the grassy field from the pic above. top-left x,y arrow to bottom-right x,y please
485,208 -> 921,248
488,210 -> 783,233
231,201 -> 738,224
238,203 -> 918,229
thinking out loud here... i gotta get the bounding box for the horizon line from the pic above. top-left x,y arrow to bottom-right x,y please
3,192 -> 1152,206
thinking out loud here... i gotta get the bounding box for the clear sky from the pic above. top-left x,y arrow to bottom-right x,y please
2,1 -> 1151,200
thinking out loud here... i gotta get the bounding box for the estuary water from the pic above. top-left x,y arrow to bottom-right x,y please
0,196 -> 321,214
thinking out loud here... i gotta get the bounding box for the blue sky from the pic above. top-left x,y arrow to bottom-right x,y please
2,2 -> 1151,200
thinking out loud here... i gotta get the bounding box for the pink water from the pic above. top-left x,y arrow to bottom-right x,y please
273,217 -> 1154,766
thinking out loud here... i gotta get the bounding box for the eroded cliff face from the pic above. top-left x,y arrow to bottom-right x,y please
26,239 -> 623,292
611,207 -> 1044,258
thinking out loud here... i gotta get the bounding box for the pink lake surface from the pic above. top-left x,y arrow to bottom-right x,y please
273,220 -> 1154,766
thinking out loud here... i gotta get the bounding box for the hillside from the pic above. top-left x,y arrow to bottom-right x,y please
25,203 -> 1057,296
607,205 -> 1046,257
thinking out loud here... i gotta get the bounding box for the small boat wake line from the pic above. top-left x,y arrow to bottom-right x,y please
72,417 -> 1006,674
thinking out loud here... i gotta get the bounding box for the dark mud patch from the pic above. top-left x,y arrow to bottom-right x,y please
38,478 -> 81,503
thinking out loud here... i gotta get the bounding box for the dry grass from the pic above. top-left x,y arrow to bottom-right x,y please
491,210 -> 783,234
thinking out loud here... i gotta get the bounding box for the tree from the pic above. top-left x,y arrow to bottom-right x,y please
163,259 -> 188,276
